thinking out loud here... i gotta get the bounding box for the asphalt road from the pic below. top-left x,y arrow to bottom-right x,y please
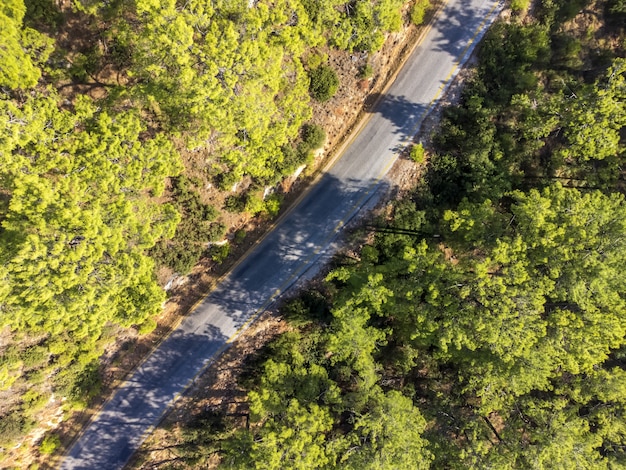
60,1 -> 503,468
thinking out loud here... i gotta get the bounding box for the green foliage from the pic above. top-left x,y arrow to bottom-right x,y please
68,46 -> 103,82
213,7 -> 626,469
0,411 -> 34,446
409,143 -> 425,163
220,276 -> 432,469
264,193 -> 283,217
0,91 -> 181,429
305,51 -> 328,69
0,0 -> 54,89
39,433 -> 60,455
308,65 -> 340,102
234,229 -> 247,244
150,176 -> 218,274
358,63 -> 373,79
24,0 -> 62,27
136,317 -> 157,335
207,222 -> 227,242
209,243 -> 230,264
283,290 -> 331,326
344,390 -> 432,469
609,0 -> 626,15
277,143 -> 312,177
224,194 -> 247,214
478,22 -> 550,105
1,92 -> 181,333
121,0 -> 316,185
2,0 -> 622,461
301,123 -> 327,150
332,0 -> 403,52
410,0 -> 430,25
510,0 -> 531,12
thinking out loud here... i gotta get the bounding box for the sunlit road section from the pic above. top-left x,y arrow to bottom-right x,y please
61,1 -> 502,468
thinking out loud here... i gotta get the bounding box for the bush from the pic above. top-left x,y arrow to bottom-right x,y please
150,176 -> 219,274
22,345 -> 48,369
137,318 -> 157,335
411,0 -> 430,25
68,46 -> 102,82
207,222 -> 227,242
22,389 -> 49,413
511,0 -> 531,12
224,194 -> 247,213
296,142 -> 316,166
245,194 -> 266,215
25,0 -> 62,27
216,170 -> 240,191
210,243 -> 230,264
150,239 -> 200,274
305,52 -> 328,69
39,434 -> 61,455
308,65 -> 339,102
234,229 -> 247,243
358,63 -> 373,79
409,143 -> 426,163
0,411 -> 33,446
264,193 -> 283,217
301,124 -> 326,150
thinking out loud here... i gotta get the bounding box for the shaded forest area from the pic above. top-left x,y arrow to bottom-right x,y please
132,0 -> 626,468
0,0 -> 432,464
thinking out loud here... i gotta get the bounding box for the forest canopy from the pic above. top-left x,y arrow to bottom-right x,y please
0,0 -> 417,458
148,0 -> 626,468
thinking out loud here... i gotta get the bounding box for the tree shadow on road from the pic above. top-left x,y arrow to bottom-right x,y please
365,92 -> 431,148
430,0 -> 495,59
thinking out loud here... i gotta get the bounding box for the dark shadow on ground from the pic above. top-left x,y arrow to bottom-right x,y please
430,0 -> 491,58
374,93 -> 429,144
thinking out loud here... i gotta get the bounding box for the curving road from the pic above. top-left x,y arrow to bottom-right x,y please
60,0 -> 503,468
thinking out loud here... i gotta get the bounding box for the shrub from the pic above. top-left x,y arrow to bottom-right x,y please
25,0 -> 62,27
137,318 -> 157,335
207,222 -> 227,242
411,0 -> 431,25
150,176 -> 219,274
224,194 -> 247,213
0,411 -> 33,446
305,52 -> 328,69
511,0 -> 531,12
296,142 -> 316,166
358,63 -> 373,79
39,434 -> 61,455
234,229 -> 247,243
308,65 -> 339,102
22,390 -> 49,413
210,243 -> 230,264
244,194 -> 266,215
264,193 -> 283,217
301,124 -> 326,150
217,170 -> 240,191
409,143 -> 426,163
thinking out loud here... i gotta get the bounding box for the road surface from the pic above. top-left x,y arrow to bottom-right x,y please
60,0 -> 503,467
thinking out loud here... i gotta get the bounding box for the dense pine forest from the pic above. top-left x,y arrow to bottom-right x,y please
128,0 -> 626,468
0,0 -> 429,464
